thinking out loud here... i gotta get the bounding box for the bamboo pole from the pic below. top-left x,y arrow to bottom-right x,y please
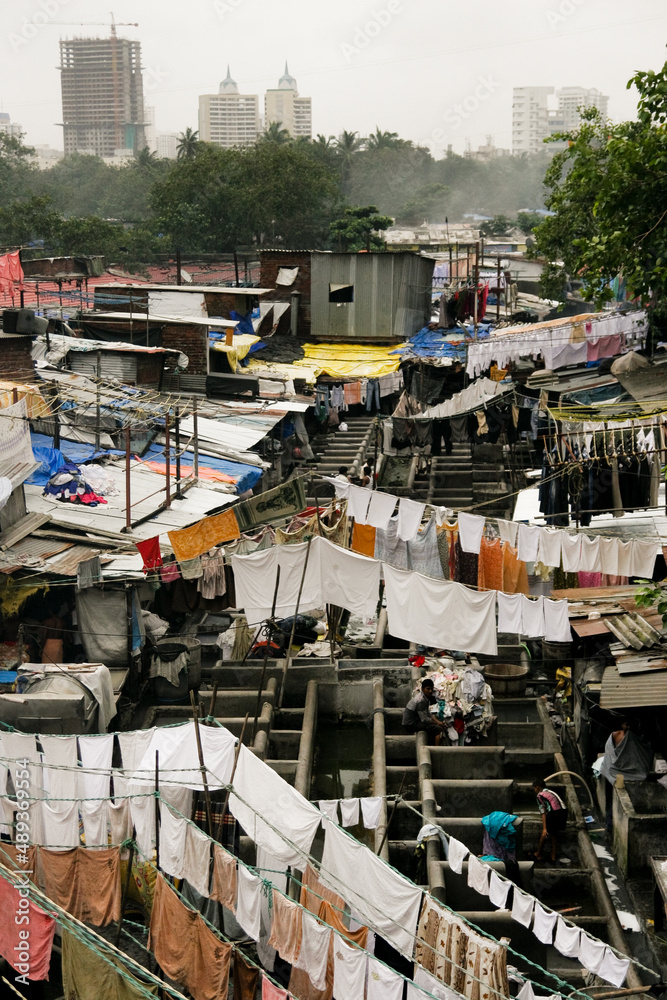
190,691 -> 214,836
278,536 -> 313,709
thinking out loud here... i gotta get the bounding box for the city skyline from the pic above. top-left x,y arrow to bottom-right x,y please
2,0 -> 666,156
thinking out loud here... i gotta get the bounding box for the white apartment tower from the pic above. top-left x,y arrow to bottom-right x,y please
264,63 -> 312,139
512,85 -> 610,155
557,87 -> 609,130
199,67 -> 260,149
511,87 -> 554,155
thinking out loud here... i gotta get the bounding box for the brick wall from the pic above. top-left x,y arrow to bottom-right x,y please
136,353 -> 164,386
259,251 -> 312,337
161,324 -> 208,375
0,337 -> 35,379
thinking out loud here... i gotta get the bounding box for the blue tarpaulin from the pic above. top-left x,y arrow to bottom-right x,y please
26,433 -> 122,486
392,324 -> 494,361
141,443 -> 262,495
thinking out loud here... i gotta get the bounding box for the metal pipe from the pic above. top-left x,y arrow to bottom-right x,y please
164,412 -> 171,508
124,426 -> 131,531
372,677 -> 388,859
543,769 -> 595,813
192,396 -> 199,482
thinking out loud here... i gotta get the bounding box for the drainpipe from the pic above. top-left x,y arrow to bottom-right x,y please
290,290 -> 300,338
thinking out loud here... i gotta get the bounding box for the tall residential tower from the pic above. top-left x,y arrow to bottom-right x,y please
198,67 -> 260,148
264,63 -> 312,139
59,35 -> 145,157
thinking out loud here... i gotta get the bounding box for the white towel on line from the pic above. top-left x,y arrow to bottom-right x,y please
360,796 -> 383,829
447,836 -> 469,874
319,799 -> 339,826
458,512 -> 485,554
554,916 -> 581,959
397,498 -> 425,541
521,595 -> 545,638
532,901 -> 558,944
346,484 -> 371,523
366,491 -> 397,529
340,798 -> 360,827
579,535 -> 602,573
467,854 -> 490,895
293,911 -> 331,991
497,519 -> 519,547
182,823 -> 212,898
511,887 -> 535,928
488,869 -> 511,908
543,599 -> 572,642
497,592 -> 523,634
536,528 -> 562,568
366,955 -> 404,1000
560,533 -> 582,573
517,523 -> 541,563
236,865 -> 263,939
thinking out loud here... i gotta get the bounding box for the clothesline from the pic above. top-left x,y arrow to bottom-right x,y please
0,734 -> 589,1000
0,720 -> 640,1000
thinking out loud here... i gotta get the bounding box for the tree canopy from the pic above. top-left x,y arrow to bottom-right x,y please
533,57 -> 667,306
329,206 -> 393,251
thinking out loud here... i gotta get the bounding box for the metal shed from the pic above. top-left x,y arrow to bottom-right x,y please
310,252 -> 434,342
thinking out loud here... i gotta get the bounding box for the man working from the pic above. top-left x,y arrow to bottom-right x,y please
532,779 -> 568,863
402,679 -> 447,745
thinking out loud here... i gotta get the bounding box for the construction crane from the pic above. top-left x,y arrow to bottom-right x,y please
50,13 -> 138,36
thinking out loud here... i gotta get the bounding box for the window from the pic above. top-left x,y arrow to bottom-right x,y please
329,283 -> 354,304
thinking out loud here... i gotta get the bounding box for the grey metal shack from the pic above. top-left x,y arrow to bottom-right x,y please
310,252 -> 434,341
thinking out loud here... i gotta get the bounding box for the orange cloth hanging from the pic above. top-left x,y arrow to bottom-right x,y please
501,542 -> 529,595
169,506 -> 240,562
351,522 -> 376,558
38,846 -> 121,926
268,888 -> 303,965
477,537 -> 503,591
210,844 -> 237,912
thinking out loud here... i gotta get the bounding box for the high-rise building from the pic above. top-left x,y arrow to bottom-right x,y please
156,133 -> 179,160
59,35 -> 145,157
512,85 -> 609,155
144,105 -> 157,154
264,63 -> 312,140
556,87 -> 609,130
0,113 -> 23,141
511,87 -> 554,155
198,67 -> 260,149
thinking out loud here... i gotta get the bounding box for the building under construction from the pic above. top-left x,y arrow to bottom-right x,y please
59,35 -> 146,158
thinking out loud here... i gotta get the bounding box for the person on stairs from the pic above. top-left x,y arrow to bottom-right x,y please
532,779 -> 568,863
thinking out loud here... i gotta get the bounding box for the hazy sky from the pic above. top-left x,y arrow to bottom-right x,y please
4,0 -> 667,155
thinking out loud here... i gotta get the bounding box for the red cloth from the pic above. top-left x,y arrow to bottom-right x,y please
0,871 -> 56,981
136,535 -> 163,571
0,250 -> 24,298
262,975 -> 288,1000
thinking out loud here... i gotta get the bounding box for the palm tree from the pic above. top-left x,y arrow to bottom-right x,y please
314,134 -> 336,149
365,127 -> 404,150
336,130 -> 364,156
134,146 -> 159,168
176,128 -> 201,161
259,122 -> 292,145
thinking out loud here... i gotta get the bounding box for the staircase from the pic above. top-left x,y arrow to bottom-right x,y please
310,415 -> 376,480
427,443 -> 474,510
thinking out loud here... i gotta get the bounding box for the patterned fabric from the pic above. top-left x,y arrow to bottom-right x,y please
501,542 -> 529,595
455,538 -> 478,587
236,478 -> 307,532
436,525 -> 450,579
477,537 -> 503,592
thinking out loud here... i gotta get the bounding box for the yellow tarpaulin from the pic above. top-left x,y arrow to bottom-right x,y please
0,380 -> 50,418
210,334 -> 260,371
296,342 -> 405,379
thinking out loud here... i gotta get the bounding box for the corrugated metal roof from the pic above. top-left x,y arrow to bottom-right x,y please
43,545 -> 104,577
600,662 -> 667,708
0,536 -> 71,574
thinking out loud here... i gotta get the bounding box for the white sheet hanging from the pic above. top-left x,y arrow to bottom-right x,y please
366,492 -> 397,529
339,798 -> 360,827
236,865 -> 262,939
360,796 -> 383,829
397,498 -> 425,542
384,564 -> 498,655
520,595 -> 545,638
229,744 -> 321,868
497,592 -> 523,634
319,822 -> 423,954
543,599 -> 572,642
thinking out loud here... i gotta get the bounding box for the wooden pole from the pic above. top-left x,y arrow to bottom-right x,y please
154,751 -> 160,869
496,256 -> 501,324
208,682 -> 218,719
164,412 -> 171,508
217,713 -> 248,843
251,567 -> 281,740
95,350 -> 101,452
190,690 -> 214,835
115,841 -> 135,947
125,426 -> 131,530
377,770 -> 407,856
192,396 -> 199,482
278,536 -> 313,709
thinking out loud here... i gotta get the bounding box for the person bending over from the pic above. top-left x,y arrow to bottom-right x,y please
532,779 -> 568,863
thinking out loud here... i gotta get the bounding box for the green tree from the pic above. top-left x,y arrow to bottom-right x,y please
516,211 -> 544,235
150,141 -> 341,251
259,122 -> 292,145
479,214 -> 514,237
396,184 -> 449,225
329,205 -> 393,252
365,127 -> 405,150
533,57 -> 667,305
176,128 -> 202,161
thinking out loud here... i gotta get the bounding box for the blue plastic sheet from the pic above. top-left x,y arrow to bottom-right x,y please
141,443 -> 262,495
27,433 -> 122,485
